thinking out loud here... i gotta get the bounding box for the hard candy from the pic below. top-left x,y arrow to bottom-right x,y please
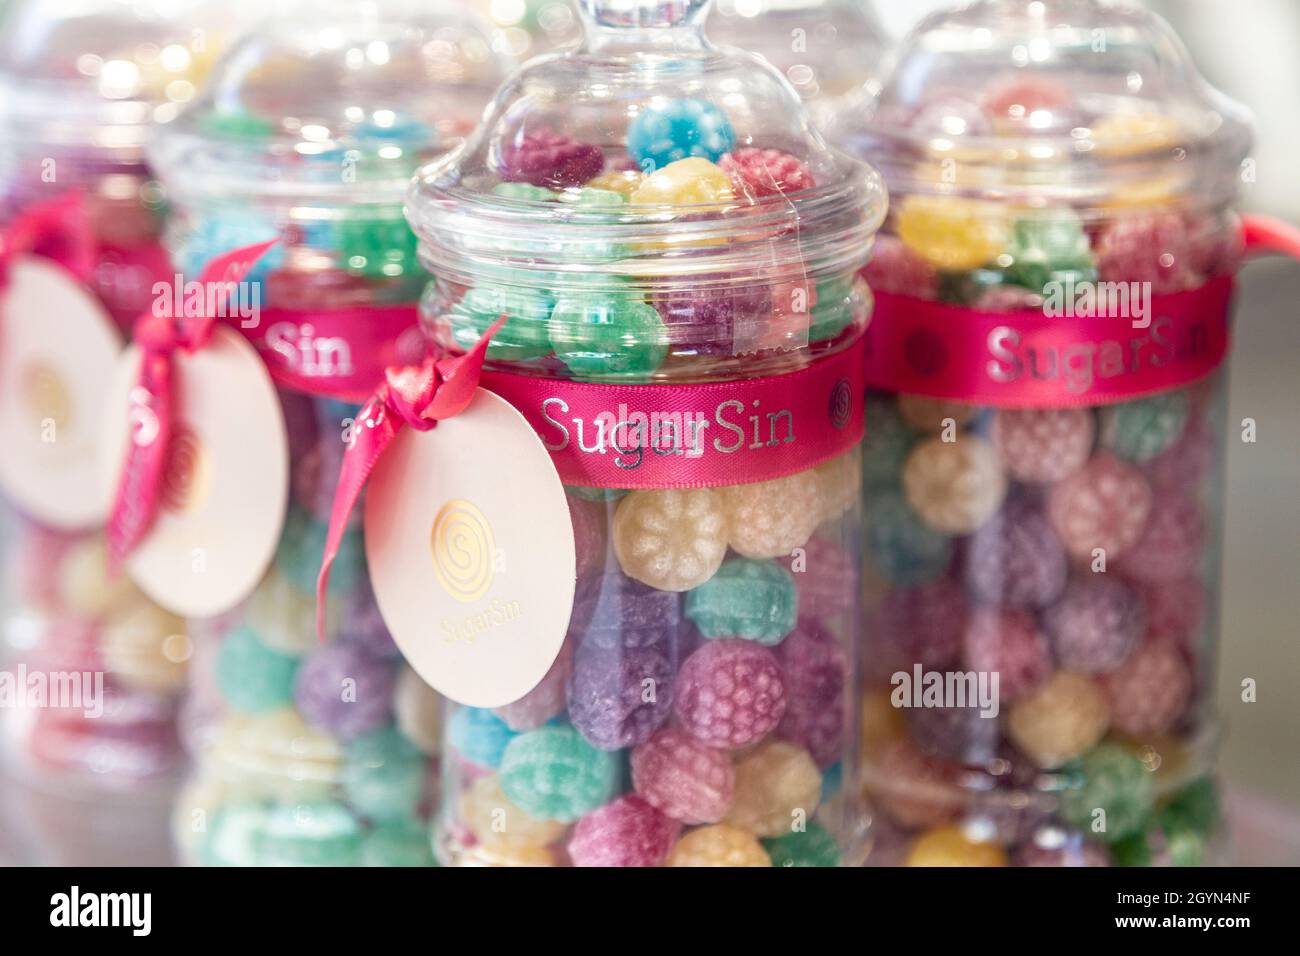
1012,831 -> 1111,867
1100,392 -> 1190,463
276,509 -> 366,597
628,157 -> 735,207
897,395 -> 981,433
871,577 -> 968,671
860,395 -> 915,494
201,801 -> 270,867
627,98 -> 735,171
1059,743 -> 1155,843
1048,453 -> 1152,561
361,822 -> 436,867
100,602 -> 189,693
1043,575 -> 1144,674
650,277 -> 771,357
568,571 -> 686,656
1006,672 -> 1110,769
567,494 -> 608,583
762,821 -> 842,867
724,741 -> 822,838
719,148 -> 815,198
665,824 -> 771,867
499,128 -> 604,188
674,639 -> 787,749
814,447 -> 862,521
862,234 -> 938,299
459,773 -> 567,850
449,281 -> 554,360
1115,492 -> 1204,585
720,469 -> 825,560
567,795 -> 680,867
393,665 -> 441,756
493,640 -> 573,732
215,626 -> 300,714
613,488 -> 729,591
685,558 -> 798,645
1100,641 -> 1192,737
448,707 -> 519,768
258,801 -> 364,867
779,535 -> 857,625
498,725 -> 619,822
630,727 -> 734,825
896,195 -> 1008,272
1003,210 -> 1096,293
905,825 -> 1008,867
962,609 -> 1052,702
774,620 -> 848,768
566,644 -> 675,751
903,436 -> 1008,535
341,725 -> 426,823
1095,213 -> 1202,294
907,701 -> 1000,765
989,407 -> 1095,484
965,494 -> 1068,609
548,293 -> 668,381
865,488 -> 954,586
867,738 -> 961,829
294,643 -> 396,739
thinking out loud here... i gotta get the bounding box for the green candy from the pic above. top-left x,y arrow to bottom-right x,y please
548,293 -> 667,382
493,182 -> 560,202
335,214 -> 421,279
561,187 -> 626,208
1112,811 -> 1210,868
276,508 -> 365,597
259,801 -> 364,867
1005,212 -> 1097,294
342,726 -> 427,823
198,109 -> 276,141
1162,776 -> 1222,834
201,801 -> 270,867
361,821 -> 437,867
762,821 -> 842,867
1059,744 -> 1155,843
498,725 -> 618,822
1100,391 -> 1190,462
450,281 -> 554,361
866,488 -> 954,585
215,626 -> 300,714
685,558 -> 798,645
809,274 -> 858,344
861,396 -> 915,495
936,267 -> 1011,306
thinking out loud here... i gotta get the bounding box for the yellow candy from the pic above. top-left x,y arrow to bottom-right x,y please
896,195 -> 1008,271
902,435 -> 1008,535
630,157 -> 735,208
724,741 -> 822,838
588,169 -> 645,197
897,395 -> 981,434
244,569 -> 340,655
459,775 -> 567,850
613,488 -> 729,592
1006,672 -> 1110,769
860,688 -> 907,758
211,709 -> 342,800
394,664 -> 442,756
57,538 -> 136,617
906,824 -> 1008,867
1090,112 -> 1184,158
814,447 -> 861,522
458,844 -> 558,867
666,824 -> 772,867
100,600 -> 189,693
721,469 -> 825,560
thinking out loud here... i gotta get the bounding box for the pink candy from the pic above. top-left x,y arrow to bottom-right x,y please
1048,453 -> 1152,561
720,147 -> 816,198
630,728 -> 735,825
963,608 -> 1052,702
673,639 -> 787,750
1101,640 -> 1192,737
1116,492 -> 1204,584
567,795 -> 681,867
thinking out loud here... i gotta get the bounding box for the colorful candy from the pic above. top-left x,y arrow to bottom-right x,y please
906,824 -> 1009,867
673,639 -> 787,749
215,626 -> 300,714
1100,392 -> 1190,463
613,488 -> 729,591
724,741 -> 822,838
1007,673 -> 1110,769
902,436 -> 1007,535
762,821 -> 842,867
294,643 -> 396,740
568,795 -> 680,867
1058,744 -> 1154,843
665,824 -> 771,867
498,726 -> 619,822
965,495 -> 1068,609
721,470 -> 825,560
630,728 -> 735,825
720,148 -> 815,198
989,407 -> 1095,484
1042,575 -> 1143,674
500,128 -> 604,188
684,558 -> 798,645
1048,453 -> 1153,561
1100,641 -> 1192,737
626,98 -> 735,171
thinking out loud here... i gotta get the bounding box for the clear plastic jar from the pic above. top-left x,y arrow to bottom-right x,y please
0,0 -> 223,795
407,0 -> 886,867
838,0 -> 1251,866
150,0 -> 509,866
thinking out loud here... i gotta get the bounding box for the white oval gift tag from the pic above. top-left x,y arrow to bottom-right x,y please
101,324 -> 289,617
364,387 -> 575,708
0,257 -> 121,528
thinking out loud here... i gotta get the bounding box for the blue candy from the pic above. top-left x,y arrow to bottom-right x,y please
448,707 -> 518,769
866,489 -> 954,585
215,626 -> 300,713
627,97 -> 735,173
341,725 -> 427,823
177,213 -> 283,287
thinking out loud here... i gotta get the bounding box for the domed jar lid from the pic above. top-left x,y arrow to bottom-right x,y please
149,0 -> 510,210
407,0 -> 887,382
842,0 -> 1252,209
0,0 -> 227,162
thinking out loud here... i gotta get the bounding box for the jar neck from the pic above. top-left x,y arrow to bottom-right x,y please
577,0 -> 712,54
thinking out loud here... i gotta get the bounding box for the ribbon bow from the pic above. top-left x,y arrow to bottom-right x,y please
315,316 -> 506,639
0,191 -> 95,288
105,240 -> 278,570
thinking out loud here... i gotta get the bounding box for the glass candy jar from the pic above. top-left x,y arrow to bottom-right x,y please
838,0 -> 1255,866
405,0 -> 886,867
147,0 -> 509,866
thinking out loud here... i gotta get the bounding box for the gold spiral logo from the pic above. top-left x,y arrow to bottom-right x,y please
430,499 -> 495,603
160,425 -> 208,514
21,362 -> 72,430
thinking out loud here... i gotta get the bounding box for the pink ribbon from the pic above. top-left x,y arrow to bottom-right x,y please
0,192 -> 95,287
1241,214 -> 1300,261
105,240 -> 278,570
315,316 -> 505,639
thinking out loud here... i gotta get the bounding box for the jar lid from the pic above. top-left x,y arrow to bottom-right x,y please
0,0 -> 225,161
150,0 -> 511,207
407,0 -> 886,296
841,0 -> 1252,208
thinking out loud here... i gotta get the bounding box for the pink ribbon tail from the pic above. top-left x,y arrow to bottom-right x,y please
1241,215 -> 1300,261
315,316 -> 505,640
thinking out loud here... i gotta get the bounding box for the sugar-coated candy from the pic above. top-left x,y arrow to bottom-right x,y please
685,558 -> 798,645
567,643 -> 675,750
393,665 -> 441,756
567,494 -> 608,583
1116,492 -> 1204,586
201,801 -> 270,867
448,707 -> 519,768
177,214 -> 283,286
873,577 -> 968,671
719,148 -> 815,198
774,620 -> 848,768
548,293 -> 667,381
1095,213 -> 1201,294
674,639 -> 786,750
965,495 -> 1067,609
1101,392 -> 1190,463
973,284 -> 1045,312
213,709 -> 343,801
814,448 -> 862,523
216,626 -> 300,714
896,195 -> 1008,272
100,602 -> 188,693
628,157 -> 735,207
245,572 -> 334,656
570,572 -> 685,654
498,725 -> 619,822
277,509 -> 366,597
963,609 -> 1052,702
459,774 -> 567,850
651,278 -> 769,356
906,825 -> 1008,867
990,407 -> 1095,484
860,689 -> 907,752
294,643 -> 396,740
335,213 -> 419,279
568,795 -> 680,867
905,92 -> 992,138
626,98 -> 735,171
1048,453 -> 1152,561
862,234 -> 938,299
897,395 -> 980,433
493,182 -> 558,202
1112,813 -> 1207,867
339,582 -> 401,661
1145,411 -> 1214,491
493,641 -> 572,733
1100,641 -> 1192,737
907,702 -> 1000,765
762,821 -> 842,867
1059,743 -> 1154,843
1043,575 -> 1143,674
341,726 -> 426,823
809,274 -> 860,344
587,169 -> 644,196
259,801 -> 363,867
1137,576 -> 1205,658
613,488 -> 729,592
665,824 -> 771,867
1006,672 -> 1110,769
868,738 -> 961,828
861,395 -> 916,494
1012,831 -> 1111,867
724,741 -> 822,838
865,489 -> 953,586
449,281 -> 554,360
1004,211 -> 1096,292
361,822 -> 436,867
780,536 -> 857,624
500,128 -> 603,188
720,469 -> 825,560
630,727 -> 734,825
982,75 -> 1075,127
458,845 -> 559,867
903,436 -> 1007,535
1162,777 -> 1221,835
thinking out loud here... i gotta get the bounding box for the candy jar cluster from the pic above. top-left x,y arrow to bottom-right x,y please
839,0 -> 1252,866
406,0 -> 887,867
0,0 -> 224,794
149,1 -> 508,866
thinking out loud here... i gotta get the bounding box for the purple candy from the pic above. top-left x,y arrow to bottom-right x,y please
965,495 -> 1068,609
294,643 -> 396,739
569,572 -> 687,655
872,577 -> 968,671
1043,575 -> 1144,674
651,280 -> 772,357
674,639 -> 787,750
907,702 -> 1000,765
567,494 -> 608,584
499,128 -> 604,188
774,619 -> 847,768
567,644 -> 675,751
339,583 -> 402,661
